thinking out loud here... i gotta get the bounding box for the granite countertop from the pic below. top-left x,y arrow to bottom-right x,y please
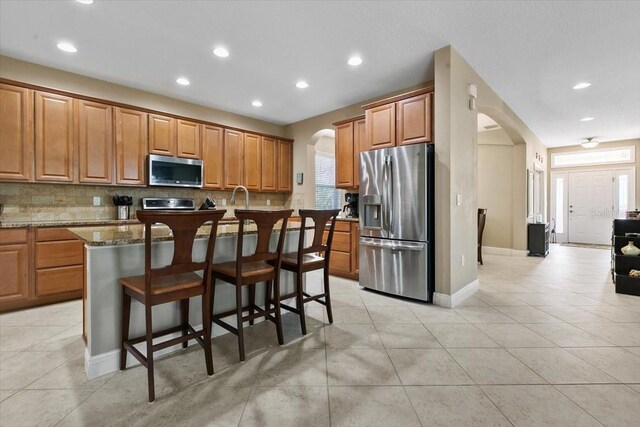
0,219 -> 141,229
68,220 -> 304,247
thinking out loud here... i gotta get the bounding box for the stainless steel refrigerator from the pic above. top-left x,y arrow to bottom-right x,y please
359,143 -> 434,301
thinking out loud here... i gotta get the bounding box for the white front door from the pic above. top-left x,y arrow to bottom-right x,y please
568,170 -> 613,244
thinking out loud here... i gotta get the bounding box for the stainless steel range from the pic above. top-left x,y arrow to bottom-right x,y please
141,197 -> 196,210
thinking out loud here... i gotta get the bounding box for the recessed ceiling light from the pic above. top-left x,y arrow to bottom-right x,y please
57,42 -> 77,53
75,0 -> 94,4
580,117 -> 595,122
176,77 -> 190,86
213,47 -> 229,58
573,82 -> 591,90
348,56 -> 363,66
252,100 -> 262,107
296,81 -> 309,89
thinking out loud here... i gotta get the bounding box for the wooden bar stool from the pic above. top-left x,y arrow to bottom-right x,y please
119,209 -> 226,402
278,209 -> 341,335
211,209 -> 293,361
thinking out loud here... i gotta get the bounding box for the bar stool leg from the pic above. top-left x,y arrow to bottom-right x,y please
202,287 -> 214,375
180,299 -> 189,349
120,288 -> 131,370
264,280 -> 272,312
235,285 -> 246,361
296,270 -> 307,335
248,284 -> 255,326
145,304 -> 155,402
324,267 -> 333,324
273,277 -> 284,345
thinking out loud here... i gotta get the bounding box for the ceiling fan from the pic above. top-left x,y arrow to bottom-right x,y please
581,137 -> 599,149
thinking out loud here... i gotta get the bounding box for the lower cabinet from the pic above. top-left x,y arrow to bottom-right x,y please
326,220 -> 359,280
0,227 -> 84,312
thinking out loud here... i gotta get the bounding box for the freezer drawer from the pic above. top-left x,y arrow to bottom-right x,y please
359,237 -> 431,301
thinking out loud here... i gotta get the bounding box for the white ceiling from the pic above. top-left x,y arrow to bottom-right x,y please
1,1 -> 639,147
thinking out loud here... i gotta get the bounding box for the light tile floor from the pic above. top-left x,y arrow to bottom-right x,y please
1,245 -> 640,426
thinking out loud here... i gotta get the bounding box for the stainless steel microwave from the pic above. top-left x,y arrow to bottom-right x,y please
148,154 -> 203,188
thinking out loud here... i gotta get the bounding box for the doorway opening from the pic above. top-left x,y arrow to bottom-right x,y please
305,129 -> 344,211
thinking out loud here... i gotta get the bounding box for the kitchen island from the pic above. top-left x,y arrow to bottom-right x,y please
68,220 -> 302,380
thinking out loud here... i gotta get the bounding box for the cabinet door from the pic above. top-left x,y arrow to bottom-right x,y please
243,133 -> 262,190
351,222 -> 360,275
202,125 -> 224,189
34,91 -> 75,182
353,119 -> 366,187
335,122 -> 354,188
261,136 -> 277,191
115,108 -> 147,186
0,243 -> 30,307
148,113 -> 176,156
77,100 -> 113,184
397,92 -> 432,145
176,119 -> 201,159
365,103 -> 396,150
0,84 -> 33,181
223,129 -> 244,189
277,140 -> 293,192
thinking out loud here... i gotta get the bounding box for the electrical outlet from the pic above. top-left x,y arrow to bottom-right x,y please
93,196 -> 101,206
266,199 -> 271,206
221,198 -> 226,206
461,255 -> 465,266
456,194 -> 462,206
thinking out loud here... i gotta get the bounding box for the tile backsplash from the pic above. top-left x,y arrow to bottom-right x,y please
0,183 -> 291,222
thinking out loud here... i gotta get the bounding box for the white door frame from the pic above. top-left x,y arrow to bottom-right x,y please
551,167 -> 635,244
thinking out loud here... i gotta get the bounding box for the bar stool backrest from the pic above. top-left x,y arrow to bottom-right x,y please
297,209 -> 341,264
233,209 -> 294,277
135,209 -> 227,296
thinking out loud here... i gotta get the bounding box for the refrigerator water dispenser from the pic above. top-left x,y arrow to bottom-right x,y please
362,194 -> 382,229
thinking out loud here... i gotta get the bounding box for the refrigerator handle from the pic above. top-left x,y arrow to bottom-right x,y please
387,155 -> 394,236
382,155 -> 388,233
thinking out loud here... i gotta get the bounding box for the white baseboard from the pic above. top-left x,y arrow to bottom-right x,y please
433,279 -> 480,308
482,246 -> 527,257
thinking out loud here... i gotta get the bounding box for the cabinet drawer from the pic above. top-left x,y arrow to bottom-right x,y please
36,265 -> 83,296
0,228 -> 28,244
36,241 -> 83,268
334,221 -> 352,232
332,231 -> 351,252
36,227 -> 78,242
329,250 -> 351,273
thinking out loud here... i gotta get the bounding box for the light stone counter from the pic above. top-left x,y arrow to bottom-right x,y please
72,222 -> 302,380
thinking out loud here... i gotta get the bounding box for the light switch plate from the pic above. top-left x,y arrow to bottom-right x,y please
221,198 -> 226,206
93,196 -> 100,206
456,194 -> 462,206
266,199 -> 271,206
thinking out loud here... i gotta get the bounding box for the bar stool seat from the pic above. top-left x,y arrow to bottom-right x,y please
281,253 -> 325,272
212,261 -> 275,281
120,272 -> 203,297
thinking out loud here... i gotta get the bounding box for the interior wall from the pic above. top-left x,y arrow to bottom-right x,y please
478,129 -> 514,249
0,55 -> 286,137
434,45 -> 548,297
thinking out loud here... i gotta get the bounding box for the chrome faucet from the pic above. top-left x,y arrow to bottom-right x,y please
230,185 -> 250,210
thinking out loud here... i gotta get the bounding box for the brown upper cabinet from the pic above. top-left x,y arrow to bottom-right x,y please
277,139 -> 293,192
366,103 -> 396,150
202,124 -> 224,189
115,107 -> 147,186
0,83 -> 33,182
363,88 -> 433,150
176,119 -> 201,159
335,121 -> 355,188
243,133 -> 262,190
77,100 -> 114,184
148,113 -> 176,157
223,129 -> 244,189
353,118 -> 366,187
34,91 -> 75,183
261,136 -> 277,192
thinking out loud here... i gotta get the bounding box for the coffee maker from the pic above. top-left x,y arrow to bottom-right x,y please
343,193 -> 359,218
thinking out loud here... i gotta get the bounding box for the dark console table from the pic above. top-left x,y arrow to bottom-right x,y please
612,219 -> 640,296
528,223 -> 549,257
